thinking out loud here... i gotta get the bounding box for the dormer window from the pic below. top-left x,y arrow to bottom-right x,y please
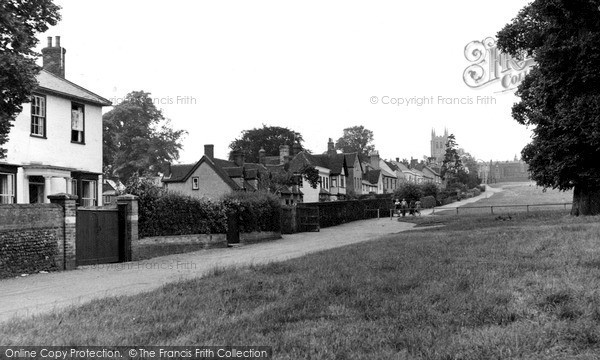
30,94 -> 46,137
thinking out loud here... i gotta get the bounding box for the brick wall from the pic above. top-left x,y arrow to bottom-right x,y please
0,204 -> 62,279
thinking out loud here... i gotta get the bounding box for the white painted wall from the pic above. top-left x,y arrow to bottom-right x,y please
4,94 -> 103,173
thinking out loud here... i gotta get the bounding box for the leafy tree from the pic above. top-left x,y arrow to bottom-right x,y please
420,182 -> 440,199
103,91 -> 187,182
261,164 -> 319,192
334,125 -> 375,158
440,134 -> 464,184
497,0 -> 600,215
0,0 -> 61,158
458,153 -> 482,189
229,125 -> 304,163
393,183 -> 423,203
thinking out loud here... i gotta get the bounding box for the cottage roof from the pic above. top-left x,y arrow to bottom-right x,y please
37,70 -> 112,106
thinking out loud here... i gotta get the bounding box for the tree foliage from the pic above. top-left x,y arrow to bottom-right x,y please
334,125 -> 375,158
497,0 -> 600,215
103,91 -> 187,182
261,164 -> 319,193
0,0 -> 61,158
229,125 -> 304,163
440,134 -> 464,182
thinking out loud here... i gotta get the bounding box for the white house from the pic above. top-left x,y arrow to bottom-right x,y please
0,36 -> 111,205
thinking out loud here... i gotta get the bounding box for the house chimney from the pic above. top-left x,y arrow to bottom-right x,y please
231,150 -> 245,167
259,148 -> 266,165
327,138 -> 336,156
279,145 -> 290,164
292,142 -> 302,156
396,157 -> 400,162
41,35 -> 66,78
204,144 -> 214,160
369,150 -> 380,169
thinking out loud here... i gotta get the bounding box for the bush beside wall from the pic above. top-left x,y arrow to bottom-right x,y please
301,198 -> 392,229
136,190 -> 282,238
420,196 -> 436,209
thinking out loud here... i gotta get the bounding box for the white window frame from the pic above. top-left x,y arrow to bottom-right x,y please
31,94 -> 46,137
0,173 -> 15,204
81,180 -> 97,206
192,176 -> 199,190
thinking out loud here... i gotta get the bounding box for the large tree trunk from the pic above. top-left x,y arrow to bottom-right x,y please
571,185 -> 600,216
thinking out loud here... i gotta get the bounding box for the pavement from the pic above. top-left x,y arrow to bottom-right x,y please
0,217 -> 416,324
0,185 -> 503,324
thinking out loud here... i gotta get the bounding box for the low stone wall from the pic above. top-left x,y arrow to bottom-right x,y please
133,234 -> 227,260
0,204 -> 63,278
240,231 -> 282,244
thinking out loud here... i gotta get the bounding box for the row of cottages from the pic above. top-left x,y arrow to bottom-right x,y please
162,145 -> 268,199
161,139 -> 444,205
0,37 -> 110,205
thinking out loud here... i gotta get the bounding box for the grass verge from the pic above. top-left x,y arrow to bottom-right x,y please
1,213 -> 599,359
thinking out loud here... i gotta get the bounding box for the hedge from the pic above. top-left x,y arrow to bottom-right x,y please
138,193 -> 228,238
420,196 -> 436,209
222,191 -> 282,233
300,198 -> 392,228
137,191 -> 281,238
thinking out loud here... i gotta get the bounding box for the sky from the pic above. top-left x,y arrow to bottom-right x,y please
36,0 -> 534,164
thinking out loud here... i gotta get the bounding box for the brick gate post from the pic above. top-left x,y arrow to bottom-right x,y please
117,194 -> 139,261
48,193 -> 78,270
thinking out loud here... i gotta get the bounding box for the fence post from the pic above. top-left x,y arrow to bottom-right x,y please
48,193 -> 78,270
491,206 -> 494,215
456,207 -> 459,215
116,194 -> 138,262
527,205 -> 529,213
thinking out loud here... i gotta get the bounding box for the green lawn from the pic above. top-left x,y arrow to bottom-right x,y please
434,182 -> 574,216
2,212 -> 600,359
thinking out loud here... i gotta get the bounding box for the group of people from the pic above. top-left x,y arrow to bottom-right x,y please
394,198 -> 421,217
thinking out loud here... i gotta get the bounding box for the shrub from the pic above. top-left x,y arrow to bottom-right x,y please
393,183 -> 423,203
473,188 -> 481,197
222,191 -> 282,233
139,192 -> 228,238
420,183 -> 440,199
479,184 -> 486,192
420,196 -> 436,209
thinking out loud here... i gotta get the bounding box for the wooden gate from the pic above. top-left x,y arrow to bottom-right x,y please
76,207 -> 124,266
297,206 -> 320,232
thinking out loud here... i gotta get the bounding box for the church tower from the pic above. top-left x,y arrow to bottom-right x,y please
430,128 -> 449,164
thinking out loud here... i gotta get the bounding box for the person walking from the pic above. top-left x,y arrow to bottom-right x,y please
400,198 -> 408,217
394,199 -> 401,217
414,200 -> 422,216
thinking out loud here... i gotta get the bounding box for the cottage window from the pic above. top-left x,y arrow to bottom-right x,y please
340,176 -> 345,188
325,177 -> 329,189
0,173 -> 15,204
31,94 -> 46,137
192,177 -> 199,190
81,180 -> 97,206
71,103 -> 85,143
331,176 -> 337,188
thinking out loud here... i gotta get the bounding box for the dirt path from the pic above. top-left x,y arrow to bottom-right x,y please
0,218 -> 415,324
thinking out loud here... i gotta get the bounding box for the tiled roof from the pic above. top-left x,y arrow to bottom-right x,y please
165,164 -> 195,182
290,151 -> 346,175
37,70 -> 111,106
365,169 -> 381,185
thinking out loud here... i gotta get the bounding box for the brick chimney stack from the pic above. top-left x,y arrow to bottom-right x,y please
327,138 -> 336,156
41,36 -> 66,78
204,144 -> 214,160
279,145 -> 290,165
231,150 -> 245,167
369,150 -> 380,169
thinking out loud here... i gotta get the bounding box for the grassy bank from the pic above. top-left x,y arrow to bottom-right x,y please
1,212 -> 600,359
